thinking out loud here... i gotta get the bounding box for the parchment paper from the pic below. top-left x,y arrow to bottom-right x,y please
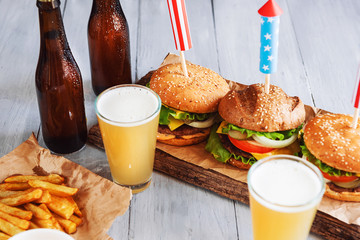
156,53 -> 360,226
0,134 -> 132,240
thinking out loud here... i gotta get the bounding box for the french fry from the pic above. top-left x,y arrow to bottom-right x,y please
31,218 -> 62,231
45,195 -> 74,219
69,214 -> 82,227
34,190 -> 51,204
28,180 -> 78,197
4,174 -> 64,184
0,188 -> 42,206
24,203 -> 51,220
0,174 -> 82,236
0,190 -> 18,198
0,183 -> 30,191
37,204 -> 63,231
0,203 -> 32,220
66,197 -> 82,217
0,232 -> 10,240
0,218 -> 24,236
53,215 -> 77,234
28,222 -> 39,229
0,189 -> 51,203
0,210 -> 30,230
0,190 -> 40,199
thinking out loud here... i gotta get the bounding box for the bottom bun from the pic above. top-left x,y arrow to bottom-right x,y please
228,158 -> 251,170
157,129 -> 210,146
324,183 -> 360,202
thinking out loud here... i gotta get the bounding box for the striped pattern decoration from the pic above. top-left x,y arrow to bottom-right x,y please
167,0 -> 192,51
352,65 -> 360,108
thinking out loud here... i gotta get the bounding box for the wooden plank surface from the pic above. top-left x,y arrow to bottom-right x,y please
0,0 -> 40,155
288,0 -> 360,114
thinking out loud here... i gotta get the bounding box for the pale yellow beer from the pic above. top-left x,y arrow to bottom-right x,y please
95,85 -> 161,193
247,155 -> 325,240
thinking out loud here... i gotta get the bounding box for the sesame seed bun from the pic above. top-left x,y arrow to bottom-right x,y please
149,63 -> 230,113
218,83 -> 305,132
303,113 -> 360,173
324,183 -> 360,202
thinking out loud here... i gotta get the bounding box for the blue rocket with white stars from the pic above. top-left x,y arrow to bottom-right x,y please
258,0 -> 283,74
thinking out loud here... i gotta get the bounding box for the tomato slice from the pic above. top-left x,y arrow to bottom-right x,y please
321,171 -> 358,183
228,135 -> 274,154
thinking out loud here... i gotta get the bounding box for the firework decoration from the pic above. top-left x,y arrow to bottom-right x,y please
167,0 -> 192,77
351,65 -> 360,128
258,0 -> 283,93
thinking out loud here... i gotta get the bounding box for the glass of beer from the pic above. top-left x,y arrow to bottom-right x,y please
95,84 -> 161,193
247,155 -> 325,240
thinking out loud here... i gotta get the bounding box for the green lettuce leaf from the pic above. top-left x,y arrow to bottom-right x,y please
159,105 -> 174,125
205,124 -> 257,165
221,123 -> 302,140
159,104 -> 210,125
300,143 -> 354,177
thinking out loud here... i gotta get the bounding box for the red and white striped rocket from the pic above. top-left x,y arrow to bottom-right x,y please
167,0 -> 192,51
351,65 -> 360,128
352,65 -> 360,108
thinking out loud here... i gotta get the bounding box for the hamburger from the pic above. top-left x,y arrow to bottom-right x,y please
302,113 -> 360,202
206,83 -> 305,169
149,63 -> 230,146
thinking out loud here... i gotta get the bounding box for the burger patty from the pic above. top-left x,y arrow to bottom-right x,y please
136,71 -> 154,86
158,124 -> 210,137
328,182 -> 360,193
218,134 -> 253,159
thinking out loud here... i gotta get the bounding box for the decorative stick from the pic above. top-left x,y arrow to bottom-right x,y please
351,108 -> 359,129
265,74 -> 270,94
179,51 -> 188,77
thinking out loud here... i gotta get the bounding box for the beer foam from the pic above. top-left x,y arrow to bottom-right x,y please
96,86 -> 161,126
249,159 -> 323,212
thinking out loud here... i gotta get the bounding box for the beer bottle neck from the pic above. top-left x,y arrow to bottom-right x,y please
92,0 -> 124,14
37,0 -> 70,51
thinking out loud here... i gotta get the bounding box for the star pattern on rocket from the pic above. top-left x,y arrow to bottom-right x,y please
259,16 -> 280,74
258,0 -> 283,75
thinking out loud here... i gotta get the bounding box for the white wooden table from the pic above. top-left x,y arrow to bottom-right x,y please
1,0 -> 359,239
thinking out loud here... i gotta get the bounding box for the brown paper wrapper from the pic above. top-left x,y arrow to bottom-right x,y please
156,54 -> 360,225
0,134 -> 132,240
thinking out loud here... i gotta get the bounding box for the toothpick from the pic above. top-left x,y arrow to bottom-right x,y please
179,51 -> 188,77
351,108 -> 359,129
265,74 -> 270,94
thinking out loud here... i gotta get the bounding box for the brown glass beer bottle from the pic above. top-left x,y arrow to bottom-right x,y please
88,0 -> 132,96
35,0 -> 87,154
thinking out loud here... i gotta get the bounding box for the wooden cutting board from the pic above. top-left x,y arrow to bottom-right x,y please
89,70 -> 359,239
88,124 -> 360,240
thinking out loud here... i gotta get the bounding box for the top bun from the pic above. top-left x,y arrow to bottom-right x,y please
218,83 -> 305,132
149,63 -> 230,113
304,113 -> 360,173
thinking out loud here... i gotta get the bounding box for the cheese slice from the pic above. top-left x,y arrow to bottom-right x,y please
216,121 -> 228,134
250,141 -> 300,160
171,108 -> 187,119
163,105 -> 186,131
168,116 -> 184,131
251,147 -> 295,160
